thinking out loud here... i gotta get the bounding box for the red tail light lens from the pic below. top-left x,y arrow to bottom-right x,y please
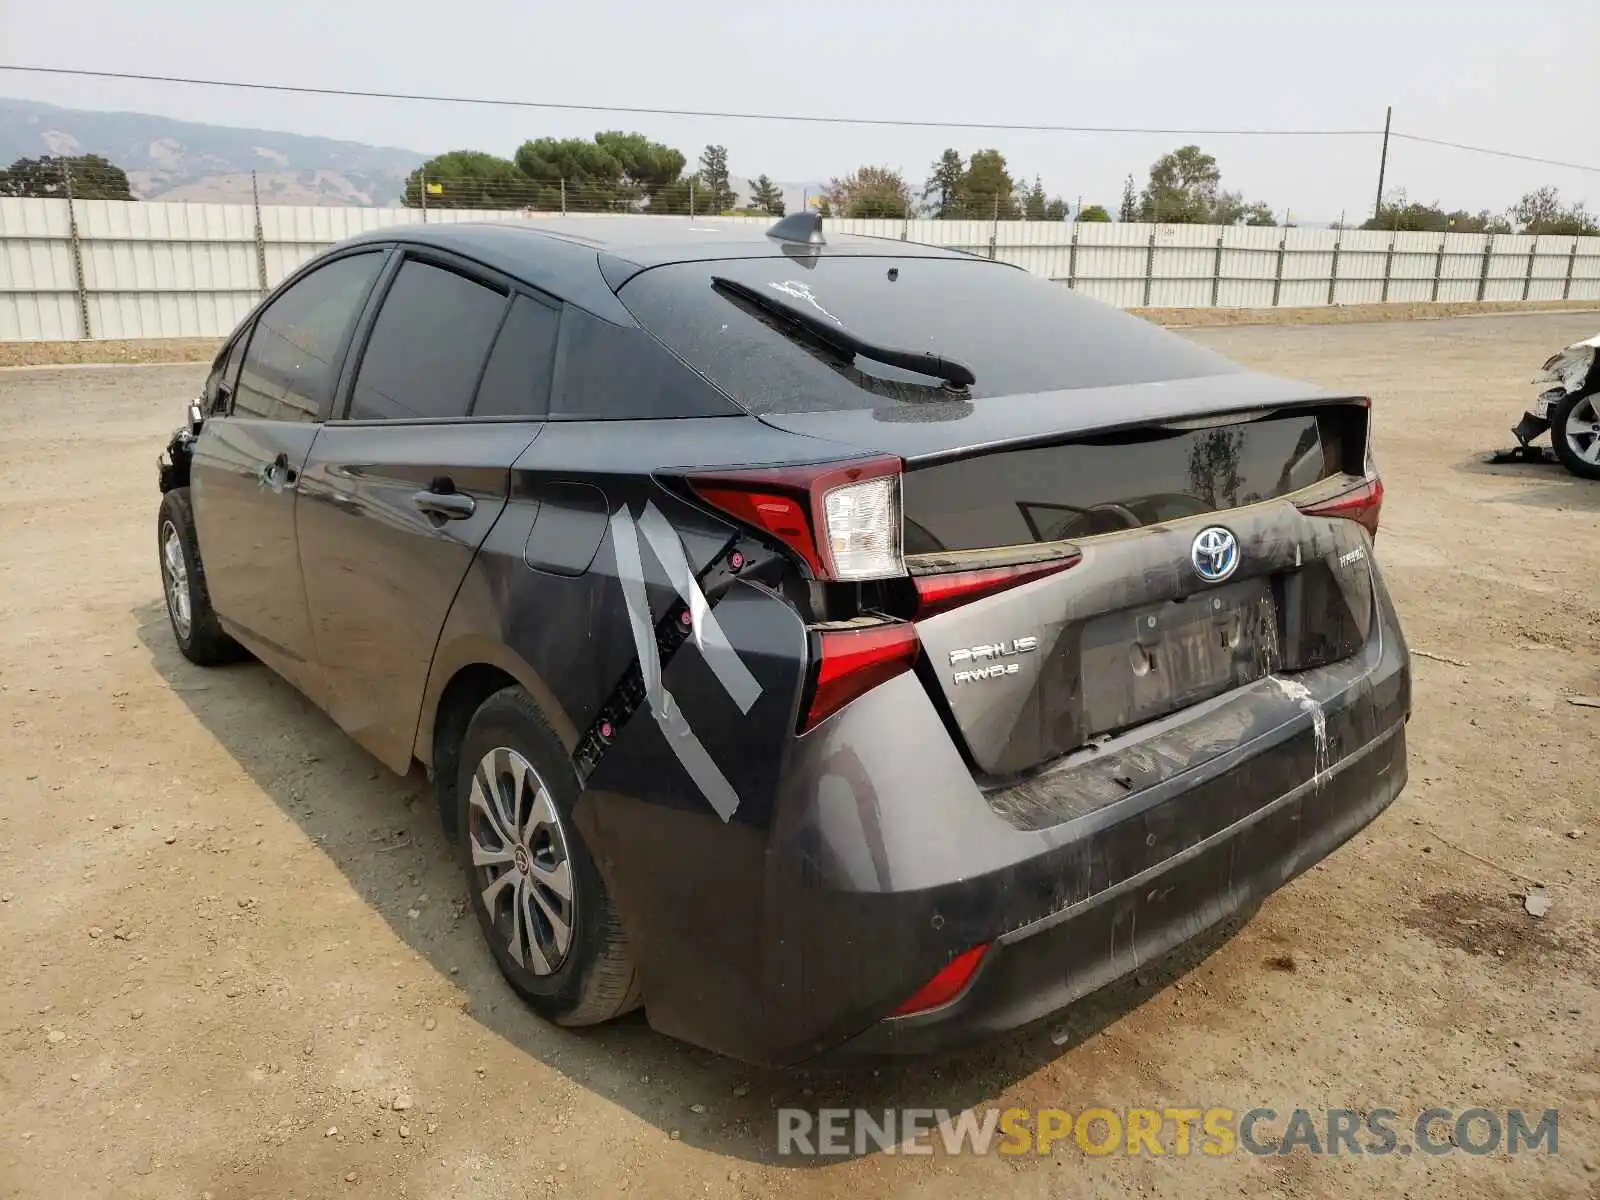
686,456 -> 903,581
802,623 -> 919,732
913,556 -> 1081,619
687,485 -> 822,574
1296,475 -> 1383,538
893,944 -> 991,1016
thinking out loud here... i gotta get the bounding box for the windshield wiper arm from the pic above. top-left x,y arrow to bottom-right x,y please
711,275 -> 976,389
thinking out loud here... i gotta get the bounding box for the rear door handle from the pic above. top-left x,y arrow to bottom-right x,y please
411,489 -> 475,520
257,452 -> 296,491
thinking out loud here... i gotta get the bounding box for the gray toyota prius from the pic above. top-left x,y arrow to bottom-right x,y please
155,213 -> 1410,1066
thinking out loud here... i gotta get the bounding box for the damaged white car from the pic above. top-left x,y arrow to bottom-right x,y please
1509,333 -> 1600,479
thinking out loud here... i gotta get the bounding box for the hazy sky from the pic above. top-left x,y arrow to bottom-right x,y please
1,0 -> 1596,221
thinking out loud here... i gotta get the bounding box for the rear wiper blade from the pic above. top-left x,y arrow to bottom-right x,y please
711,275 -> 976,389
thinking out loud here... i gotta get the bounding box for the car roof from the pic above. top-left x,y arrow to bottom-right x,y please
338,217 -> 979,318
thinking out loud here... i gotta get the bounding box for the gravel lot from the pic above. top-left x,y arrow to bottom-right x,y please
2,314 -> 1597,1199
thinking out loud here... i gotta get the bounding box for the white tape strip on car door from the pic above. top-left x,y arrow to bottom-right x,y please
608,506 -> 741,822
636,501 -> 763,715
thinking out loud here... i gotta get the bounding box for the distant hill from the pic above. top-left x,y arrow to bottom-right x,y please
0,98 -> 832,213
0,97 -> 423,205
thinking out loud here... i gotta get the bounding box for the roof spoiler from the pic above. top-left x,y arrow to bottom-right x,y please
766,212 -> 825,246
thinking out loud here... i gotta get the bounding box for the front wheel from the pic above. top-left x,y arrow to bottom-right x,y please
157,488 -> 244,665
456,686 -> 641,1026
1550,390 -> 1600,480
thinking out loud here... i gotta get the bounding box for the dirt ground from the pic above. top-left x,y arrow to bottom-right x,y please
1,313 -> 1597,1199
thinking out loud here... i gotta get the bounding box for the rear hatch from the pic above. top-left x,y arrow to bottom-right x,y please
888,403 -> 1376,777
617,252 -> 1382,780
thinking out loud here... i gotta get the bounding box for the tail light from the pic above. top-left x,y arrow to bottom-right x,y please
687,456 -> 904,581
1296,474 -> 1383,538
802,623 -> 919,731
691,457 -> 1078,731
913,556 -> 1080,619
893,944 -> 991,1016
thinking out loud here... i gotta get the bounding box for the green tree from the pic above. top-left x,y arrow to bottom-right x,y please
1210,194 -> 1278,226
960,149 -> 1019,219
1044,197 -> 1069,221
596,131 -> 686,199
749,174 -> 785,216
403,150 -> 526,209
1511,187 -> 1599,235
1118,176 -> 1139,221
1361,190 -> 1512,233
1139,145 -> 1220,223
696,145 -> 736,215
922,148 -> 965,218
0,154 -> 135,200
825,166 -> 913,218
1078,204 -> 1112,222
648,177 -> 695,215
512,131 -> 687,211
1137,146 -> 1275,225
1022,175 -> 1047,220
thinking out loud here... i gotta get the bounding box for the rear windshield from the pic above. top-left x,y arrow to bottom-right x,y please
617,256 -> 1239,414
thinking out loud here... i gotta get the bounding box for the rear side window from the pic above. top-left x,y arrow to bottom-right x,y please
233,251 -> 385,422
472,294 -> 560,417
348,259 -> 508,422
548,306 -> 741,420
617,256 -> 1240,414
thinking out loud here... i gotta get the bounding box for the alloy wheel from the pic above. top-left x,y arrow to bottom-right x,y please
1563,395 -> 1600,466
466,746 -> 575,975
161,520 -> 192,640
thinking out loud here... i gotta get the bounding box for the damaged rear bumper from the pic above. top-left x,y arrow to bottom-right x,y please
798,591 -> 1409,1066
820,718 -> 1405,1064
584,568 -> 1410,1068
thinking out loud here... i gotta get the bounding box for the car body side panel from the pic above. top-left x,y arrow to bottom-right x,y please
294,421 -> 540,773
576,579 -> 810,1060
190,417 -> 325,702
412,415 -> 861,768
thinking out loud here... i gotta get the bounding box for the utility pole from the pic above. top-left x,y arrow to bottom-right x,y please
1373,105 -> 1392,222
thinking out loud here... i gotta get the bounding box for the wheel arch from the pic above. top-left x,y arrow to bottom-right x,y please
415,639 -> 579,841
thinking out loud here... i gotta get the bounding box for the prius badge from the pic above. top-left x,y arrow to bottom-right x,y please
950,637 -> 1039,684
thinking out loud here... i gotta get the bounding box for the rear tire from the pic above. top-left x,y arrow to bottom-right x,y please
456,686 -> 641,1026
157,488 -> 244,666
1550,390 -> 1600,480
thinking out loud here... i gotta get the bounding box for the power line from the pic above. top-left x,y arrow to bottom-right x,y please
1389,132 -> 1600,175
6,63 -> 1597,177
0,63 -> 1377,137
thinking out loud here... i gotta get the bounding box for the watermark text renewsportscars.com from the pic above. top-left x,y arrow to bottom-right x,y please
776,1106 -> 1559,1158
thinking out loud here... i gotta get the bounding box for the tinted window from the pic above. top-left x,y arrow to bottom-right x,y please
203,331 -> 248,411
903,414 -> 1328,553
348,260 -> 507,422
618,257 -> 1239,414
233,252 -> 384,422
472,294 -> 560,417
549,306 -> 740,420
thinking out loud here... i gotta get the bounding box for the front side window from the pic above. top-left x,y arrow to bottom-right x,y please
232,251 -> 385,423
204,331 -> 249,412
347,259 -> 507,422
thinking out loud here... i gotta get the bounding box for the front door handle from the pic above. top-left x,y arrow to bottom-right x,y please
411,489 -> 475,520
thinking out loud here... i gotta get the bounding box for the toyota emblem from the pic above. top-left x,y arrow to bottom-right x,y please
1191,526 -> 1240,583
